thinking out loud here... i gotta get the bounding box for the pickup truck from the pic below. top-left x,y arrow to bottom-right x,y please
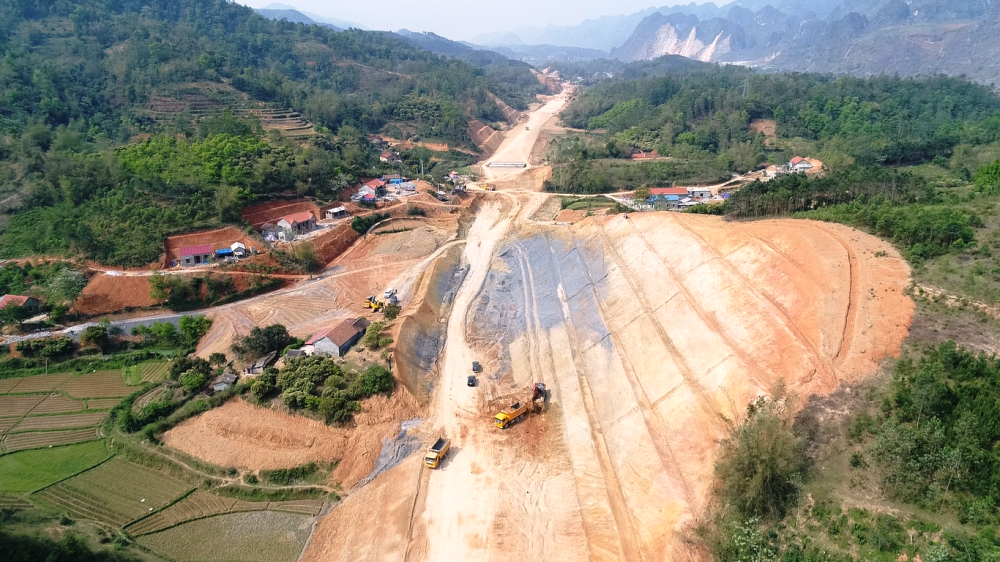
425,437 -> 451,468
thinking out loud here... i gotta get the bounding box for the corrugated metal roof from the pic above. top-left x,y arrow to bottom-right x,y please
179,244 -> 212,256
281,211 -> 314,225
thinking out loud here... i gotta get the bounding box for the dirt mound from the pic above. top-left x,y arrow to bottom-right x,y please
162,393 -> 418,488
76,274 -> 160,315
163,227 -> 260,267
240,200 -> 321,230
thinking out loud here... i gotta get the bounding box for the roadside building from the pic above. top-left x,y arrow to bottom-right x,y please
688,187 -> 712,200
243,350 -> 277,376
277,211 -> 316,233
325,206 -> 349,220
261,223 -> 282,242
179,244 -> 213,267
304,317 -> 371,357
0,295 -> 40,314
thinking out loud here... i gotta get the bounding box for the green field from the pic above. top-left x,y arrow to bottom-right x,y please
138,511 -> 314,562
0,441 -> 111,493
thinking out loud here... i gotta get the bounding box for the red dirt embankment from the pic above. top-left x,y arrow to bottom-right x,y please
240,200 -> 321,230
76,275 -> 159,315
313,222 -> 361,264
163,227 -> 260,267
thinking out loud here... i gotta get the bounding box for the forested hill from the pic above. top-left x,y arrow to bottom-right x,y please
0,0 -> 544,267
561,68 -> 1000,170
0,0 -> 541,146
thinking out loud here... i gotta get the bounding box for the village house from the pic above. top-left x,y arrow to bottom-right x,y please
788,156 -> 814,173
304,317 -> 371,357
0,295 -> 40,314
179,244 -> 213,267
211,373 -> 238,393
631,150 -> 660,161
688,187 -> 712,200
277,211 -> 316,234
243,350 -> 277,376
380,150 -> 400,164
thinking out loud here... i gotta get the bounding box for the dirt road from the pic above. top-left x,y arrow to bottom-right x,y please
481,91 -> 572,183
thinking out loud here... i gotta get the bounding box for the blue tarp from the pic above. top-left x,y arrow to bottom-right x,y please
215,249 -> 234,257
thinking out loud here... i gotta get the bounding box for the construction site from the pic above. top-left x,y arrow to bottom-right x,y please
150,85 -> 917,561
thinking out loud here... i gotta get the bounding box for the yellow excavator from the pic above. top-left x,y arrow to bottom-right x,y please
364,295 -> 385,312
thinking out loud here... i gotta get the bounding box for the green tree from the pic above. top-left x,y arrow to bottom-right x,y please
179,371 -> 208,393
209,352 -> 228,367
0,302 -> 32,326
383,303 -> 402,320
48,269 -> 88,312
714,388 -> 806,522
632,185 -> 651,204
359,365 -> 394,395
232,324 -> 292,360
179,315 -> 212,346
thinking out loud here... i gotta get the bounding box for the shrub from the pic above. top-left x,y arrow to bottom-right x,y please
15,337 -> 74,358
359,365 -> 394,395
383,303 -> 402,320
362,322 -> 392,350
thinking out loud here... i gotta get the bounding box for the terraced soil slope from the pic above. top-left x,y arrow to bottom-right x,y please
303,207 -> 913,561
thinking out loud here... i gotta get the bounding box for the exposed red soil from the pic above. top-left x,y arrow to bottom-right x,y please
313,223 -> 361,264
75,275 -> 160,315
240,200 -> 321,230
162,227 -> 260,267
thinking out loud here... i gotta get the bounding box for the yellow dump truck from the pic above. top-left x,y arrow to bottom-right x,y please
494,402 -> 528,429
494,383 -> 546,429
425,437 -> 451,468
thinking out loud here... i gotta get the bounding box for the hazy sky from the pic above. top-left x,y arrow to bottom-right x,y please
238,0 -> 712,41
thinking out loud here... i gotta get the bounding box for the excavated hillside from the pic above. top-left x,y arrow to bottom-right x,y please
302,206 -> 913,561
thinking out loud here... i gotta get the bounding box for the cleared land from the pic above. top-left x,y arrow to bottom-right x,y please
162,394 -> 418,488
34,457 -> 191,527
0,441 -> 110,493
76,274 -> 159,315
86,398 -> 123,410
138,511 -> 315,562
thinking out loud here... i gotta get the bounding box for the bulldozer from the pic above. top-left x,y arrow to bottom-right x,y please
364,295 -> 385,312
494,383 -> 546,429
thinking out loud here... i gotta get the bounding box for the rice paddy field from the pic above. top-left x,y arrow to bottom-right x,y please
138,511 -> 315,562
0,441 -> 111,493
2,428 -> 101,453
33,457 -> 192,527
127,489 -> 325,535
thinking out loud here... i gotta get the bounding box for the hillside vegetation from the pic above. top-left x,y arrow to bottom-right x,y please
549,68 -> 1000,192
0,0 -> 541,266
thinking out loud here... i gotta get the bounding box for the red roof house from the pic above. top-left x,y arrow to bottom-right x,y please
277,211 -> 317,233
179,245 -> 213,267
649,188 -> 690,196
0,295 -> 40,312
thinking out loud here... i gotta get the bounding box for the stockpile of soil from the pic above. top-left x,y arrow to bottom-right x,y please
75,275 -> 160,315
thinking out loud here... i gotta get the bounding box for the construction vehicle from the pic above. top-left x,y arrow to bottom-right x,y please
364,296 -> 385,312
425,437 -> 451,468
494,383 -> 546,429
484,184 -> 497,191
